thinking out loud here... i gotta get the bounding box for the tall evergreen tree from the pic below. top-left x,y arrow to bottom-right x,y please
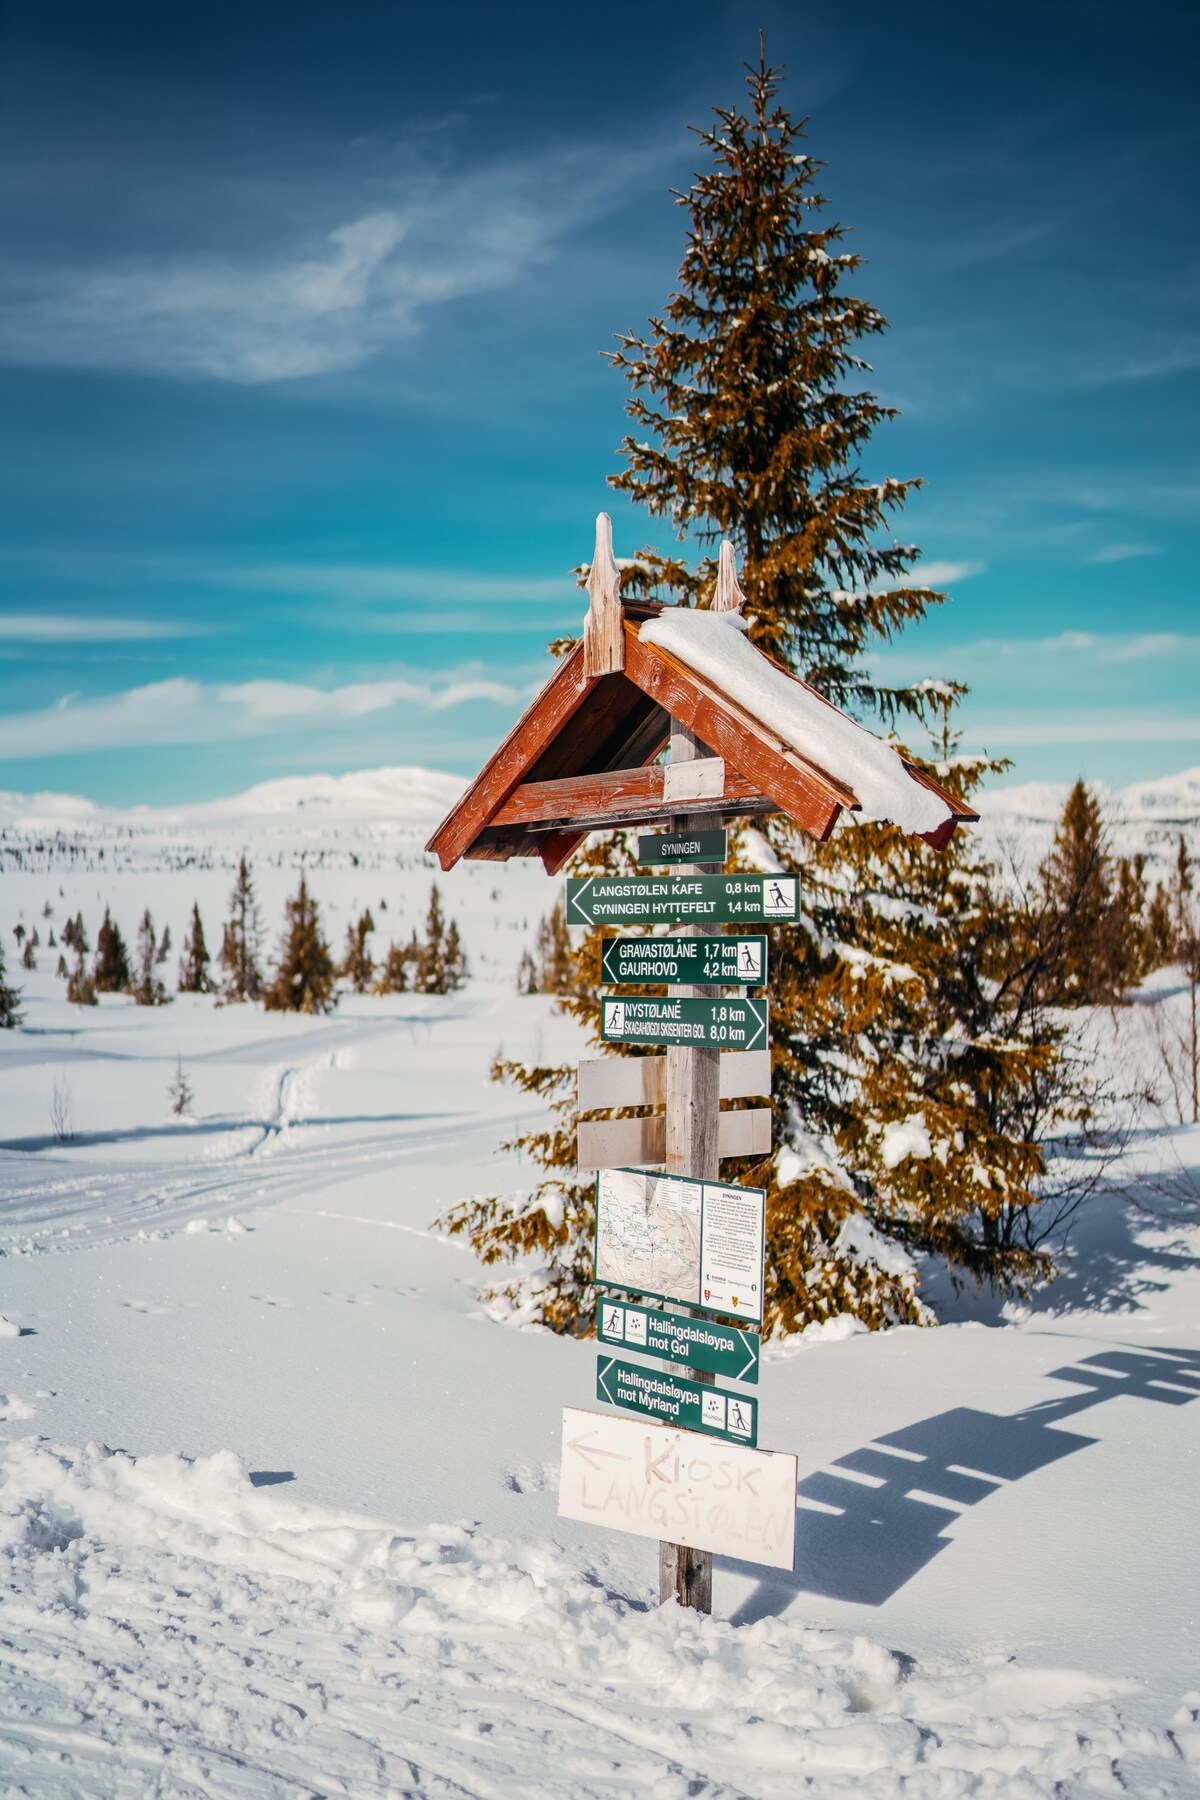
1033,781 -> 1119,1005
130,909 -> 170,1006
0,940 -> 22,1028
373,938 -> 415,994
177,903 -> 214,994
338,909 -> 376,994
263,875 -> 336,1015
93,907 -> 132,993
443,49 -> 1083,1329
219,856 -> 263,1002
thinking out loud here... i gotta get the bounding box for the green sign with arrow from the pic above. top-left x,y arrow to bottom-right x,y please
601,995 -> 767,1050
567,873 -> 798,927
601,934 -> 767,987
596,1355 -> 758,1447
597,1299 -> 760,1384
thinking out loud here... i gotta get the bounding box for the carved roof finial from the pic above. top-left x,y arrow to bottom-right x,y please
712,540 -> 747,615
583,511 -> 625,676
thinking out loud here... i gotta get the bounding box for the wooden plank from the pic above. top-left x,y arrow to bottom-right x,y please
577,1048 -> 771,1111
624,628 -> 848,843
425,644 -> 599,870
576,1106 -> 771,1172
558,1407 -> 797,1571
491,763 -> 764,830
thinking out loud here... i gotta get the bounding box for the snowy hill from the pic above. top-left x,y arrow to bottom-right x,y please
973,764 -> 1200,875
1,766 -> 1199,1795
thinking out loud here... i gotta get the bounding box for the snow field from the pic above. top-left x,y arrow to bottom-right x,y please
1,766 -> 1199,1795
0,1437 -> 1177,1799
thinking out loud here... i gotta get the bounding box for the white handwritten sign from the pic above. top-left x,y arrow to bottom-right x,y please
558,1406 -> 796,1571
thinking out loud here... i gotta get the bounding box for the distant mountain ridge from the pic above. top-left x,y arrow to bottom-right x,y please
2,762 -> 1198,879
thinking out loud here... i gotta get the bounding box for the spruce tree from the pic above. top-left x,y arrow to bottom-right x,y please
0,941 -> 22,1028
167,1054 -> 194,1116
177,903 -> 214,994
338,909 -> 376,993
373,940 -> 413,994
21,937 -> 36,971
219,856 -> 263,1002
1034,781 -> 1118,1004
413,884 -> 447,993
263,875 -> 336,1015
443,919 -> 467,991
442,48 -> 1079,1328
93,907 -> 132,993
130,909 -> 169,1006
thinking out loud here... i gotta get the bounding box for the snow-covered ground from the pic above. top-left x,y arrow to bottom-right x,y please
1,768 -> 1199,1797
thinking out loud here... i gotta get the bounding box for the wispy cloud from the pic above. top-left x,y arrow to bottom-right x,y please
0,672 -> 530,758
874,628 -> 1200,681
234,562 -> 575,605
902,560 -> 985,586
0,613 -> 199,642
965,714 -> 1200,747
0,135 -> 671,385
1082,542 -> 1160,565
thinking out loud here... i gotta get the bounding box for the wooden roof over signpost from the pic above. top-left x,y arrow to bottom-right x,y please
427,516 -> 976,875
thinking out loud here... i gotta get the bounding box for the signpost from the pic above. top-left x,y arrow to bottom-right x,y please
601,995 -> 767,1051
596,1357 -> 758,1446
598,1299 -> 760,1383
567,873 -> 798,927
601,934 -> 766,987
558,1407 -> 797,1571
637,827 -> 728,867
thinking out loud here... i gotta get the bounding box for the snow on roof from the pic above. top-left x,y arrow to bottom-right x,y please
639,609 -> 951,838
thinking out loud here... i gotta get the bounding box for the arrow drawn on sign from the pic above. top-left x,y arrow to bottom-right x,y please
569,878 -> 595,926
597,1357 -> 616,1407
564,1429 -> 632,1471
743,1000 -> 767,1052
736,1334 -> 760,1383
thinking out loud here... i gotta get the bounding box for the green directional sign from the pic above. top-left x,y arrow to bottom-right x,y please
598,1299 -> 760,1384
637,828 -> 728,867
597,1356 -> 758,1447
601,995 -> 767,1051
567,873 -> 798,928
601,934 -> 767,988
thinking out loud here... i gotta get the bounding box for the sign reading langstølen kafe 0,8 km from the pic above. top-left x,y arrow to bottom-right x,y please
567,873 -> 797,927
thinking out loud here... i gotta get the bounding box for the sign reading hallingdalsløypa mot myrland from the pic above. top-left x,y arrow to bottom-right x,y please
567,873 -> 798,928
558,1406 -> 797,1570
594,1166 -> 766,1324
600,934 -> 767,988
596,1355 -> 758,1447
597,1298 -> 760,1383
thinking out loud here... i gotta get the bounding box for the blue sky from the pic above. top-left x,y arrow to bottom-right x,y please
0,0 -> 1196,804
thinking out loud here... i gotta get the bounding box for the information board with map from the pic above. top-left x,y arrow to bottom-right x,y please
593,1167 -> 765,1323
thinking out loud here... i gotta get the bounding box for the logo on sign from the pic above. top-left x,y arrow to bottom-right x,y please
736,940 -> 764,981
604,1001 -> 626,1036
762,877 -> 797,918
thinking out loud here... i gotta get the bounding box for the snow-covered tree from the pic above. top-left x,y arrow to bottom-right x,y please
338,909 -> 375,994
93,907 -> 132,993
263,875 -> 336,1015
130,909 -> 170,1006
0,940 -> 22,1028
219,856 -> 263,1003
167,1055 -> 194,1117
443,49 -> 1081,1329
177,903 -> 214,994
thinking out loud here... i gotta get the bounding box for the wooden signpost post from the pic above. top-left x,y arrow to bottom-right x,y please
425,513 -> 976,1616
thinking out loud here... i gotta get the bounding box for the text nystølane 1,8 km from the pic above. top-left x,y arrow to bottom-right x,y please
598,1299 -> 759,1383
567,873 -> 798,927
601,934 -> 767,987
602,996 -> 767,1051
597,1356 -> 758,1447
